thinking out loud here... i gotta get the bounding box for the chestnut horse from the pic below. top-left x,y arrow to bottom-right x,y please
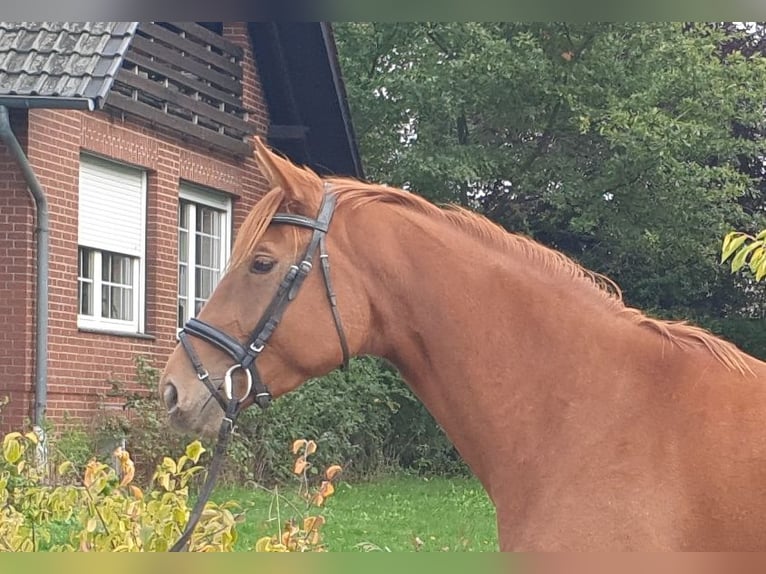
161,139 -> 766,551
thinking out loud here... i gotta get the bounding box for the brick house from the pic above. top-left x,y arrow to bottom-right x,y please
0,22 -> 362,432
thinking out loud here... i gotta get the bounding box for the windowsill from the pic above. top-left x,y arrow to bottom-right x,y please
78,327 -> 156,341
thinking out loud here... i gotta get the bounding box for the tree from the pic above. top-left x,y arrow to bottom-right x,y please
336,22 -> 766,318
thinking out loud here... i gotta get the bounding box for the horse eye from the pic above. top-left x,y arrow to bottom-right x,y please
250,257 -> 276,274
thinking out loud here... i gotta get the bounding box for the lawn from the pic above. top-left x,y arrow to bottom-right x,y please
213,475 -> 499,552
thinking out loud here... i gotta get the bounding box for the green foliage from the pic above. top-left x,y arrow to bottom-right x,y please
701,316 -> 766,360
229,357 -> 466,484
96,355 -> 191,483
0,433 -> 238,551
336,22 -> 766,318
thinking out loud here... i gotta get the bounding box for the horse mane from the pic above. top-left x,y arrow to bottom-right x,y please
231,162 -> 752,374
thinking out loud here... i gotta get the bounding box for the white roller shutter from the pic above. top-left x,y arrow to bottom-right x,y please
79,155 -> 146,257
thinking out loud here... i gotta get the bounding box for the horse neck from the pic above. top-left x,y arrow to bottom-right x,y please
348,204 -> 647,495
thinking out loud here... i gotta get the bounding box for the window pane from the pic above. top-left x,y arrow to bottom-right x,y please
178,297 -> 188,328
78,247 -> 93,279
178,263 -> 187,297
179,228 -> 188,261
101,284 -> 110,318
198,207 -> 214,234
78,247 -> 94,316
79,281 -> 92,315
98,252 -> 136,322
102,252 -> 133,286
179,201 -> 189,230
103,285 -> 134,321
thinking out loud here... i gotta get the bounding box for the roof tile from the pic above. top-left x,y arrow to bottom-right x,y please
0,22 -> 138,107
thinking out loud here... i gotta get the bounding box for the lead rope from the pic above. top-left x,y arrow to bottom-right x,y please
169,398 -> 240,552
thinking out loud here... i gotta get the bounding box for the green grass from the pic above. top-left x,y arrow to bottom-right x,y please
213,475 -> 499,552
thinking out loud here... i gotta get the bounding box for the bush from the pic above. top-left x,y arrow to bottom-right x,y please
95,355 -> 191,483
230,357 -> 467,484
1,432 -> 238,551
0,430 -> 342,552
95,355 -> 467,487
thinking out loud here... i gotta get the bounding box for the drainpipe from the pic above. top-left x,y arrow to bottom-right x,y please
0,105 -> 48,427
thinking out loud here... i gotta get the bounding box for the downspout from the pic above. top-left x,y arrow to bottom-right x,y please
0,105 -> 48,427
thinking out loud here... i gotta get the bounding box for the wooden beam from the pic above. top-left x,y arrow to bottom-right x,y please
268,124 -> 309,141
123,51 -> 244,110
131,35 -> 242,96
170,22 -> 243,59
106,92 -> 251,157
139,23 -> 242,78
115,69 -> 253,136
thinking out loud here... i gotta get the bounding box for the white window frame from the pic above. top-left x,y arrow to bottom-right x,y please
78,247 -> 142,332
77,154 -> 147,334
177,183 -> 232,330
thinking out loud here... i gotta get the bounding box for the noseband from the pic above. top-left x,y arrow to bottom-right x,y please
177,190 -> 350,415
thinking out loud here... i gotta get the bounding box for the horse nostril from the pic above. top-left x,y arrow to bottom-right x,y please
163,382 -> 179,413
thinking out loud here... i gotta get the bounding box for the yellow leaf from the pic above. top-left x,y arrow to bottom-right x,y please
325,465 -> 342,480
255,537 -> 272,552
291,439 -> 306,454
319,480 -> 335,499
310,492 -> 325,507
161,457 -> 177,474
57,460 -> 73,475
129,485 -> 143,500
293,456 -> 309,475
86,516 -> 98,533
305,440 -> 317,455
303,515 -> 325,532
309,529 -> 321,545
731,241 -> 759,273
24,431 -> 38,444
2,437 -> 22,464
115,448 -> 136,487
83,461 -> 99,488
185,440 -> 206,463
722,232 -> 749,263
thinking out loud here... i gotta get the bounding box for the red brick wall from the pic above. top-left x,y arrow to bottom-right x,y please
0,22 -> 272,432
0,110 -> 35,430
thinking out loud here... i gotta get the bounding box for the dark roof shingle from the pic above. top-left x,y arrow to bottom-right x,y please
0,22 -> 137,109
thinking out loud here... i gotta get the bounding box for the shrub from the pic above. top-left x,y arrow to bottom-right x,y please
96,354 -> 468,487
1,432 -> 238,551
96,355 -> 191,483
253,438 -> 343,552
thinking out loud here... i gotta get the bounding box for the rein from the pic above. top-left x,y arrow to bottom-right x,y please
170,189 -> 349,552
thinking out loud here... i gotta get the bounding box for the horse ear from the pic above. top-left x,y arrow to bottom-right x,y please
254,136 -> 317,210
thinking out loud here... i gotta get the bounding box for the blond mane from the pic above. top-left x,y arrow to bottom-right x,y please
232,162 -> 751,374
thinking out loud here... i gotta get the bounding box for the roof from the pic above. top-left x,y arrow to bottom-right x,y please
0,21 -> 362,178
0,22 -> 137,110
249,22 -> 364,179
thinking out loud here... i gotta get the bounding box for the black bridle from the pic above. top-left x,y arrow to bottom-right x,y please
170,189 -> 349,551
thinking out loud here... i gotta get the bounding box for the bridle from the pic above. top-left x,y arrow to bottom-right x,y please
170,188 -> 349,551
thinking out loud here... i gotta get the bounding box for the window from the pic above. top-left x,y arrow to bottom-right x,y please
78,155 -> 146,333
177,183 -> 231,329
